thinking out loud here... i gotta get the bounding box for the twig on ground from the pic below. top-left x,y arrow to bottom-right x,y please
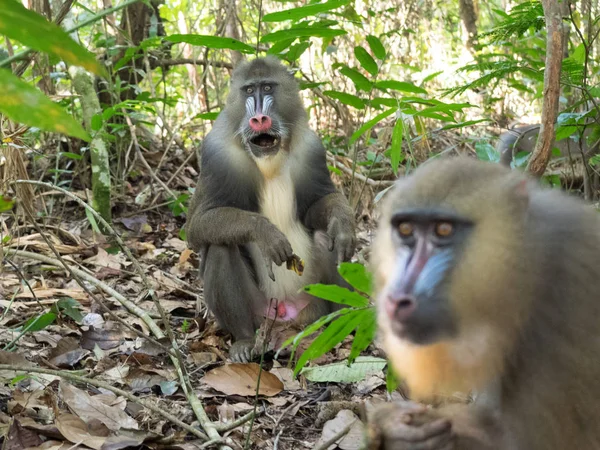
0,364 -> 208,441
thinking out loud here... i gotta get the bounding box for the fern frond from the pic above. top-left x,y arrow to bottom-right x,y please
481,1 -> 545,43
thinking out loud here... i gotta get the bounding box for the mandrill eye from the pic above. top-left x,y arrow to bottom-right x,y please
263,85 -> 272,92
398,222 -> 414,237
435,221 -> 454,238
246,87 -> 254,94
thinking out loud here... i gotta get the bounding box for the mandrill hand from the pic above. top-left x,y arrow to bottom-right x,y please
368,401 -> 454,450
326,216 -> 356,262
256,219 -> 293,281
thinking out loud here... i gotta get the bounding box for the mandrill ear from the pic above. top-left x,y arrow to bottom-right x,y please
501,175 -> 530,212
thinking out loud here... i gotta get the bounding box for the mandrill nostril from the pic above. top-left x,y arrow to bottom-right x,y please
397,298 -> 414,309
385,294 -> 416,322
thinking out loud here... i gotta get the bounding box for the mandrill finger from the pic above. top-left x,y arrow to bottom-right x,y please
265,258 -> 276,281
388,418 -> 452,443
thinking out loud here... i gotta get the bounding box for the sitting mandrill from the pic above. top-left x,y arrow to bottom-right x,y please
186,57 -> 355,362
369,157 -> 600,449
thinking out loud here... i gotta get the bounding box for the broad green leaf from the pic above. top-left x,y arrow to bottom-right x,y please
354,46 -> 378,76
366,35 -> 386,60
262,28 -> 346,43
279,308 -> 353,352
286,41 -> 311,61
390,116 -> 404,175
0,195 -> 15,212
304,284 -> 369,307
375,80 -> 427,95
371,97 -> 398,108
323,90 -> 365,109
294,309 -> 365,374
348,309 -> 377,363
339,66 -> 372,91
555,125 -> 578,141
267,38 -> 295,54
338,262 -> 372,294
0,1 -> 103,75
91,114 -> 103,132
52,298 -> 84,323
0,69 -> 90,140
475,142 -> 500,162
301,355 -> 386,382
166,35 -> 255,53
21,312 -> 57,332
423,71 -> 443,83
350,107 -> 396,144
263,0 -> 350,22
194,112 -> 220,121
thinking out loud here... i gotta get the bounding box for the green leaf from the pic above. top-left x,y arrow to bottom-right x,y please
179,228 -> 187,241
422,71 -> 443,83
475,141 -> 500,162
59,152 -> 83,160
52,298 -> 83,323
350,107 -> 396,144
21,312 -> 57,332
166,35 -> 255,53
338,262 -> 372,294
294,309 -> 365,374
323,90 -> 365,109
354,46 -> 378,76
0,195 -> 15,212
390,116 -> 404,175
555,125 -> 578,141
85,207 -> 101,234
286,41 -> 311,61
0,69 -> 90,140
339,66 -> 372,91
263,0 -> 350,22
0,1 -> 103,75
366,35 -> 386,60
375,80 -> 427,95
348,308 -> 377,363
194,112 -> 220,121
279,308 -> 353,352
301,355 -> 386,382
262,28 -> 346,43
304,284 -> 369,307
266,38 -> 295,55
91,114 -> 103,132
168,193 -> 190,217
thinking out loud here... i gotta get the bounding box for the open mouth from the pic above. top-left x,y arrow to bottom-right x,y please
251,133 -> 279,149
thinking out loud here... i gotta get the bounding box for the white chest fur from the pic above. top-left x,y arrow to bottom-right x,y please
254,167 -> 313,300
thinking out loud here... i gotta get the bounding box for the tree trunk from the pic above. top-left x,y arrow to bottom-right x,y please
459,0 -> 478,50
69,67 -> 112,229
526,0 -> 568,177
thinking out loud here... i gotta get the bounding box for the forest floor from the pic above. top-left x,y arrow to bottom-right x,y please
0,158 -> 397,450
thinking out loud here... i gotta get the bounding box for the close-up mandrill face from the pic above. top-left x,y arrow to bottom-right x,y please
227,57 -> 304,160
375,204 -> 471,345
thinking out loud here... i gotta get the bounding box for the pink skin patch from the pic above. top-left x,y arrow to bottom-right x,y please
249,114 -> 272,132
265,297 -> 310,321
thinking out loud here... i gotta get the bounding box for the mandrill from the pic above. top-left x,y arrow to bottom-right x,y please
186,57 -> 355,362
369,157 -> 600,449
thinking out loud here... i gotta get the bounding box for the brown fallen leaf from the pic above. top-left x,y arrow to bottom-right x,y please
4,418 -> 43,450
55,414 -> 108,450
202,363 -> 283,397
59,382 -> 138,431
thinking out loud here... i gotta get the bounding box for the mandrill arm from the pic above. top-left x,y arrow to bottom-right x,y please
303,192 -> 356,262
